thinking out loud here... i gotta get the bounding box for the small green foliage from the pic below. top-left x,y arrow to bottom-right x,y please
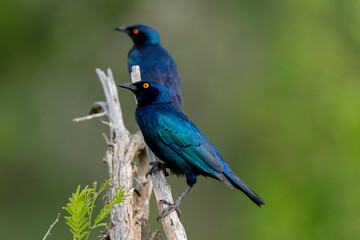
63,179 -> 127,240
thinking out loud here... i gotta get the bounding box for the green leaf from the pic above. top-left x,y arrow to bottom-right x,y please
80,231 -> 88,239
93,223 -> 107,228
79,221 -> 90,233
63,185 -> 92,240
94,207 -> 110,226
63,180 -> 127,240
69,229 -> 79,239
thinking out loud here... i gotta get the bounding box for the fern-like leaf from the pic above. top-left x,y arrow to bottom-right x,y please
93,186 -> 127,228
63,180 -> 127,240
63,185 -> 91,240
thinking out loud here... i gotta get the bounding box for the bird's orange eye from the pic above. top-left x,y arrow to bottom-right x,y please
133,29 -> 139,34
143,83 -> 149,88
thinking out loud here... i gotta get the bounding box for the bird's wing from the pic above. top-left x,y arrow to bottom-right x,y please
157,113 -> 223,177
166,59 -> 183,107
151,59 -> 183,108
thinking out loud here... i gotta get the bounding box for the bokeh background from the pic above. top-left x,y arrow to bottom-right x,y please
1,0 -> 360,239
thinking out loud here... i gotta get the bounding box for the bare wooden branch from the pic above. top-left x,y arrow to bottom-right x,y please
73,111 -> 107,122
133,149 -> 153,240
94,68 -> 137,240
42,213 -> 60,240
74,66 -> 187,240
146,147 -> 187,240
141,216 -> 161,240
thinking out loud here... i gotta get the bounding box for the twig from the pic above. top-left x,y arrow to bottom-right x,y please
42,213 -> 60,240
72,111 -> 107,122
102,133 -> 112,146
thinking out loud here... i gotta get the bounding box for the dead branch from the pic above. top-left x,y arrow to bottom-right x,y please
42,213 -> 60,240
73,66 -> 187,240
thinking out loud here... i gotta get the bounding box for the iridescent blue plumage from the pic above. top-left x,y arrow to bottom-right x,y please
115,24 -> 183,109
118,81 -> 265,217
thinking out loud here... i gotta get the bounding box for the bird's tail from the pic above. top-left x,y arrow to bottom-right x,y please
223,165 -> 265,207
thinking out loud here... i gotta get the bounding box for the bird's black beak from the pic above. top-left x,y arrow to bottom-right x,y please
118,82 -> 137,91
114,26 -> 129,34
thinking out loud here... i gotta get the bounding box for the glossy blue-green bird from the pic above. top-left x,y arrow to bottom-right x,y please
118,81 -> 265,218
115,24 -> 183,109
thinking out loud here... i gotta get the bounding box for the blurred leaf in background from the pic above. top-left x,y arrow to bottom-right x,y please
0,0 -> 359,239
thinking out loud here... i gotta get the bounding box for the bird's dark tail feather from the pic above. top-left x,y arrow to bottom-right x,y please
223,166 -> 265,207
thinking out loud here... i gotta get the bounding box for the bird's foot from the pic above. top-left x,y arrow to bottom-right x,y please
146,161 -> 169,177
157,199 -> 182,221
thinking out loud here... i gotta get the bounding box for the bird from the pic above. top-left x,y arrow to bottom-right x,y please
115,24 -> 183,109
118,81 -> 265,219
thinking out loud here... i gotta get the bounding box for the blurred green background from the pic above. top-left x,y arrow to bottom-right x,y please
1,0 -> 360,239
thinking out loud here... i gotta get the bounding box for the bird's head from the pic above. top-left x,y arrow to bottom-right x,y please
115,24 -> 161,46
118,81 -> 172,106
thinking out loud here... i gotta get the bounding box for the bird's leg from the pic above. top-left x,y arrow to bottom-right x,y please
157,185 -> 193,221
146,161 -> 169,177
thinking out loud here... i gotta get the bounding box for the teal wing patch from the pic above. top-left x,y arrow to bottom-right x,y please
157,115 -> 223,177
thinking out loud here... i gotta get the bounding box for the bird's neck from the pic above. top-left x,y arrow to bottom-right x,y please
134,42 -> 161,49
135,101 -> 174,123
135,89 -> 172,107
137,100 -> 172,107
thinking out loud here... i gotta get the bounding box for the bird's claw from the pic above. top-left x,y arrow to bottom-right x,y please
157,199 -> 181,221
146,162 -> 169,177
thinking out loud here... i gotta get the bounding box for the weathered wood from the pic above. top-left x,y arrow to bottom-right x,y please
42,213 -> 60,240
133,148 -> 153,240
146,147 -> 187,240
95,68 -> 139,240
141,216 -> 162,240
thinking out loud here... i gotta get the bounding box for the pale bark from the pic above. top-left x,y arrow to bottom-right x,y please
42,213 -> 60,240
